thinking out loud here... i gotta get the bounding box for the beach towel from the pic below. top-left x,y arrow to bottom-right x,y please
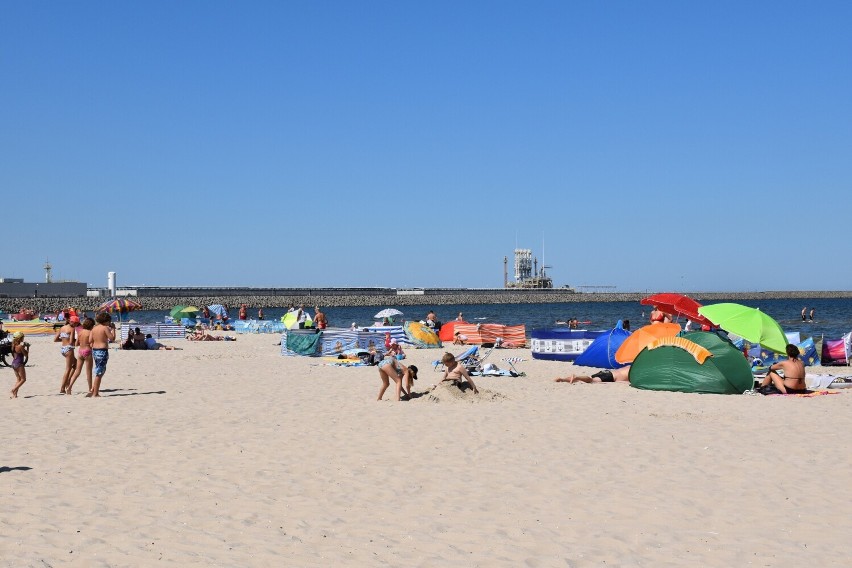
805,374 -> 851,390
766,390 -> 840,398
286,332 -> 322,356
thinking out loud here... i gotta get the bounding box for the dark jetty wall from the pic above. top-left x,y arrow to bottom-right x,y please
3,290 -> 851,314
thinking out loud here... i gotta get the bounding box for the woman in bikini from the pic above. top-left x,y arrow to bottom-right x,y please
67,317 -> 95,395
649,306 -> 671,325
55,315 -> 79,394
760,344 -> 807,394
376,354 -> 417,401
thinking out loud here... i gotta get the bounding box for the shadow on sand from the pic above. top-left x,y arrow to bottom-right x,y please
105,390 -> 166,397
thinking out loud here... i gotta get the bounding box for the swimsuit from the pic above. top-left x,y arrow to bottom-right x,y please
92,348 -> 109,376
650,313 -> 665,322
379,358 -> 402,375
78,347 -> 92,358
592,370 -> 615,383
61,345 -> 74,356
11,352 -> 24,369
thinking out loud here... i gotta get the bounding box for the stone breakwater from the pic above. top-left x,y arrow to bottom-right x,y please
3,290 -> 852,315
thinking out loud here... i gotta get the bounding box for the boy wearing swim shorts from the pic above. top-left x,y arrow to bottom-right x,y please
89,312 -> 116,398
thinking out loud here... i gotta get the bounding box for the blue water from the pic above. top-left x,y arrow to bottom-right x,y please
116,297 -> 852,340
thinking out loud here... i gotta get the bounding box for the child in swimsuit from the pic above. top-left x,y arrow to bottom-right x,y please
376,356 -> 417,401
10,332 -> 28,398
89,312 -> 116,398
55,316 -> 79,394
435,352 -> 479,394
386,339 -> 405,360
67,317 -> 95,395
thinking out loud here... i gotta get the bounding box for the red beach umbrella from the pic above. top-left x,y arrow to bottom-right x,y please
640,293 -> 713,328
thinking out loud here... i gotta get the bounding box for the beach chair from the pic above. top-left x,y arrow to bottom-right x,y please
501,357 -> 526,376
433,345 -> 480,372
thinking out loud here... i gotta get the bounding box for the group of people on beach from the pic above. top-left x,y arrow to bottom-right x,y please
553,342 -> 807,393
373,310 -> 479,401
6,309 -> 117,399
376,350 -> 479,401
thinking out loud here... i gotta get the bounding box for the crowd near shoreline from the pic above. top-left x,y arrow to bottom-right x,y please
3,289 -> 852,314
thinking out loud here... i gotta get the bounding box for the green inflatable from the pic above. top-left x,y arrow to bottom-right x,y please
629,331 -> 754,394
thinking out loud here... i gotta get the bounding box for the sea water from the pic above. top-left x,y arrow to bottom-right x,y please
120,297 -> 852,340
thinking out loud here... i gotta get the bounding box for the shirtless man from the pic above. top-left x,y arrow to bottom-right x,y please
89,312 -> 116,398
555,366 -> 630,384
760,344 -> 807,394
314,306 -> 327,330
434,352 -> 479,394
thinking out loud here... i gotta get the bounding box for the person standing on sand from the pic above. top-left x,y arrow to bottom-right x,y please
314,306 -> 327,330
9,332 -> 29,398
55,315 -> 79,394
296,304 -> 308,329
67,317 -> 95,395
89,312 -> 116,398
650,306 -> 671,325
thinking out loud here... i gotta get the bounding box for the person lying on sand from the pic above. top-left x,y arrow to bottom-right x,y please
188,329 -> 236,341
555,366 -> 631,384
433,352 -> 479,394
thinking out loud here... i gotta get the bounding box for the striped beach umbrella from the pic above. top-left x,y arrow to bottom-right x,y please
98,298 -> 143,314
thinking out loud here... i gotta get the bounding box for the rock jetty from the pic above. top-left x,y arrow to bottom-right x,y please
3,290 -> 851,315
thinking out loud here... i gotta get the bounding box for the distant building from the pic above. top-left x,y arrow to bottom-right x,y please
0,278 -> 87,298
504,249 -> 553,289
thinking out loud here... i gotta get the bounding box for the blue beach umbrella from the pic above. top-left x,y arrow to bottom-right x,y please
207,304 -> 228,319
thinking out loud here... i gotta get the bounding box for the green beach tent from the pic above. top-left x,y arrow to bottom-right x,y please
629,331 -> 753,394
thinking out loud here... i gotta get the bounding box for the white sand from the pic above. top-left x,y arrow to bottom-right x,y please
3,333 -> 852,566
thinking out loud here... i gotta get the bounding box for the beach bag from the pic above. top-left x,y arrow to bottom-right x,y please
361,352 -> 383,366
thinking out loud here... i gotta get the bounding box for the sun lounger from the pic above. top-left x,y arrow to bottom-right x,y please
433,346 -> 480,371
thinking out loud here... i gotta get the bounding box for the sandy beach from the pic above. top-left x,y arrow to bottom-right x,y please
3,333 -> 851,566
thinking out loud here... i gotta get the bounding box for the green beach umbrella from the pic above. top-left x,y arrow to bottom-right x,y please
170,305 -> 188,320
697,303 -> 788,353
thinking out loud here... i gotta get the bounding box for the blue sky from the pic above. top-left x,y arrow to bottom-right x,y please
2,1 -> 850,292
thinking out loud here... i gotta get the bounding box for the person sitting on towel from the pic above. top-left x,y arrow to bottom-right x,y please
131,327 -> 147,350
759,344 -> 808,394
